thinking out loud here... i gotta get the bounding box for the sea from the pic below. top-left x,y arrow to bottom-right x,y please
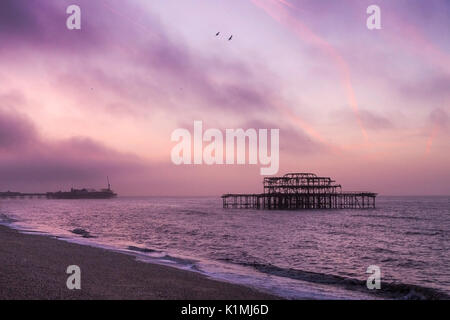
0,196 -> 449,299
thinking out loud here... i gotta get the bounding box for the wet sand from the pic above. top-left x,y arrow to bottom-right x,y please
0,225 -> 279,300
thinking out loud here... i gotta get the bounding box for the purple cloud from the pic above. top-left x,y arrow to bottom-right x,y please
0,107 -> 146,191
0,0 -> 276,115
358,110 -> 394,130
400,75 -> 450,107
0,109 -> 37,150
429,108 -> 449,129
243,119 -> 325,154
331,107 -> 394,131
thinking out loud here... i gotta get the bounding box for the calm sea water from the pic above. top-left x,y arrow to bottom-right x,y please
1,196 -> 449,299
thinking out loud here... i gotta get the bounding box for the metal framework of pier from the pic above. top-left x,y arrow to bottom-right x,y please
222,173 -> 377,210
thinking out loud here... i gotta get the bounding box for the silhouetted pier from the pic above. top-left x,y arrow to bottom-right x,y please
0,178 -> 117,200
0,191 -> 47,199
222,173 -> 377,210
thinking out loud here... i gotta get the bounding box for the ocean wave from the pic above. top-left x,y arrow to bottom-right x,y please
405,231 -> 441,236
238,262 -> 450,300
180,209 -> 208,216
373,247 -> 397,254
127,245 -> 159,253
351,214 -> 429,221
0,213 -> 17,224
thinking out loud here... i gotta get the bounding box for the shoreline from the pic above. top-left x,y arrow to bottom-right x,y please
0,225 -> 279,300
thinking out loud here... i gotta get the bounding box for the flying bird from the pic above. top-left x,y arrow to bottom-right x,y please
216,32 -> 220,36
228,35 -> 233,41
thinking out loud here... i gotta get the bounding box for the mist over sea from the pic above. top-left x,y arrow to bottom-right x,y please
1,196 -> 449,299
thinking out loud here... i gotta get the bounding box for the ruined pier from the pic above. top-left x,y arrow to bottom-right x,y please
222,173 -> 377,210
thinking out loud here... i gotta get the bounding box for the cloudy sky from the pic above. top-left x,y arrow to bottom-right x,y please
0,0 -> 449,195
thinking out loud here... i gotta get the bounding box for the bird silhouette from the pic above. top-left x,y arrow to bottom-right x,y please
228,35 -> 233,41
216,32 -> 220,36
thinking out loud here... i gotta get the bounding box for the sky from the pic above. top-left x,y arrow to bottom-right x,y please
0,0 -> 449,196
